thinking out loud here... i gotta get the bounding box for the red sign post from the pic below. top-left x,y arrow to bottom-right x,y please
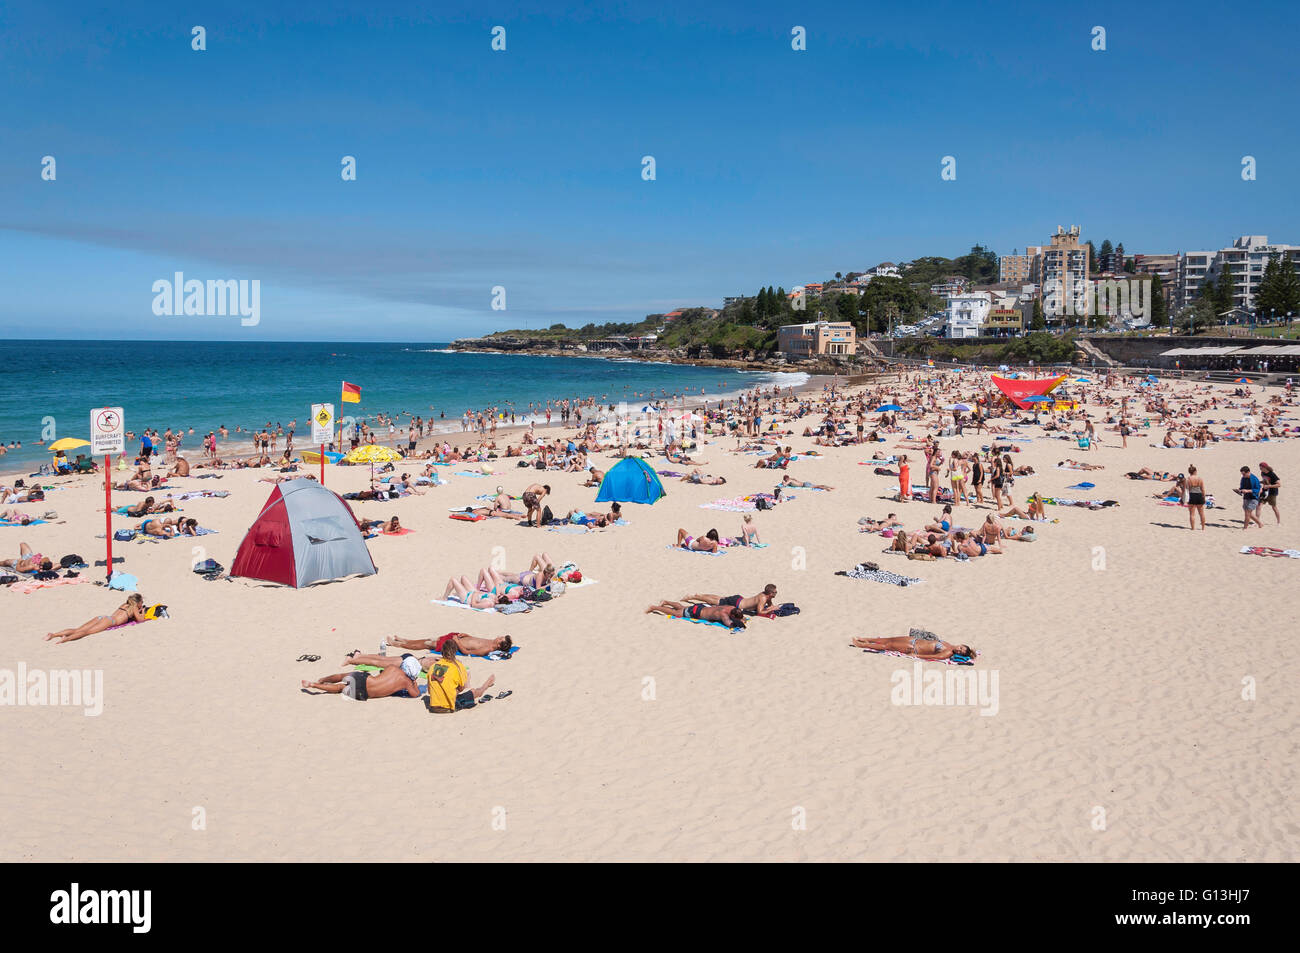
91,407 -> 125,584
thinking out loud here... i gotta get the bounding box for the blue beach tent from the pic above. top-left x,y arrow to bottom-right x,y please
595,457 -> 665,505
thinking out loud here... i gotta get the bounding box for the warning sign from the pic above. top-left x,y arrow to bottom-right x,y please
311,403 -> 335,445
91,407 -> 125,455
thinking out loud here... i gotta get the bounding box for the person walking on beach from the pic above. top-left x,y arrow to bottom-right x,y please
1186,464 -> 1208,531
897,454 -> 911,502
1235,465 -> 1263,530
1259,462 -> 1281,524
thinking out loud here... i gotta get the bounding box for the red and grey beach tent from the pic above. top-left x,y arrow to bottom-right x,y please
230,479 -> 377,587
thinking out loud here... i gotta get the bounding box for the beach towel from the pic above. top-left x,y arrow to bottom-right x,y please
666,545 -> 726,556
836,566 -> 923,587
0,519 -> 48,527
1239,545 -> 1300,558
8,575 -> 92,594
1065,482 -> 1096,490
381,528 -> 416,535
453,471 -> 488,478
430,598 -> 498,613
666,614 -> 741,630
546,524 -> 589,534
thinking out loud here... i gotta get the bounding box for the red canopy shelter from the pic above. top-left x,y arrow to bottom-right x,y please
990,374 -> 1067,410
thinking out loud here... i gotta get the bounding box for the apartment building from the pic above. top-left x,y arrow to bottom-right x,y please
777,321 -> 856,357
1174,237 -> 1300,310
1031,226 -> 1090,321
999,251 -> 1032,284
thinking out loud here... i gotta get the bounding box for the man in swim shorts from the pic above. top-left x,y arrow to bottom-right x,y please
300,654 -> 423,700
683,584 -> 777,616
644,601 -> 747,629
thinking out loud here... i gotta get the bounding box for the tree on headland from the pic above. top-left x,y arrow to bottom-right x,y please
1150,274 -> 1168,329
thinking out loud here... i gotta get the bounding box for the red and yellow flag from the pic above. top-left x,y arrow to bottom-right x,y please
341,381 -> 361,404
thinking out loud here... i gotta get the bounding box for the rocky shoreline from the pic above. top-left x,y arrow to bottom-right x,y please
447,336 -> 872,376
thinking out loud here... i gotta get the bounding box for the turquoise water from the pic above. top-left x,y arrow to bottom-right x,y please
0,341 -> 804,473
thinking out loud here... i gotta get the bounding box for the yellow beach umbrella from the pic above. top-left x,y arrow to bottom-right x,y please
342,444 -> 403,465
48,437 -> 91,453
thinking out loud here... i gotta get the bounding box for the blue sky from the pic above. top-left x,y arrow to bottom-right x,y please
2,0 -> 1297,340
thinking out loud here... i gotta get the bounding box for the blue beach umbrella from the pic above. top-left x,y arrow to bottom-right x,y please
876,404 -> 902,412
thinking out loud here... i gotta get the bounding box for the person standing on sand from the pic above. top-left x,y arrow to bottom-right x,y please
897,454 -> 911,502
1186,464 -> 1208,531
1235,465 -> 1263,531
522,483 -> 550,527
1259,462 -> 1281,524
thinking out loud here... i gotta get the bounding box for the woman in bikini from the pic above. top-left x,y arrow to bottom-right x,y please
140,516 -> 177,537
970,451 -> 985,506
850,630 -> 975,662
476,567 -> 527,602
676,528 -> 720,552
442,575 -> 507,610
1186,464 -> 1208,531
46,593 -> 148,643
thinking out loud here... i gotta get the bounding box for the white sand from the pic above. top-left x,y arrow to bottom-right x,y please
3,374 -> 1297,861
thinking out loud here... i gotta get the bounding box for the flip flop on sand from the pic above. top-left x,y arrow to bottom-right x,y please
296,654 -> 321,662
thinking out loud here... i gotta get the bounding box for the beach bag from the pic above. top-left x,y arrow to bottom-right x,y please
114,529 -> 137,542
754,496 -> 771,511
540,505 -> 554,525
548,581 -> 566,597
774,603 -> 800,617
498,600 -> 531,614
144,604 -> 169,620
0,574 -> 18,586
530,587 -> 552,603
59,554 -> 85,569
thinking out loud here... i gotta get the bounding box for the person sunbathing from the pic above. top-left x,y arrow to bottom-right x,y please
1127,467 -> 1173,480
387,632 -> 513,658
167,457 -> 190,477
858,513 -> 903,533
175,517 -> 201,536
45,593 -> 149,643
582,468 -> 605,487
476,567 -> 528,602
681,469 -> 726,485
999,494 -> 1046,521
140,516 -> 178,537
780,474 -> 833,491
1059,459 -> 1103,470
676,528 -> 721,552
123,496 -> 156,518
645,600 -> 747,629
301,656 -> 423,701
952,531 -> 992,557
442,575 -> 507,610
683,584 -> 777,616
1,542 -> 53,573
738,513 -> 761,545
923,505 -> 954,535
851,630 -> 975,661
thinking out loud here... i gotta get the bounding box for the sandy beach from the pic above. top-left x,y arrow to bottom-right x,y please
3,371 -> 1297,862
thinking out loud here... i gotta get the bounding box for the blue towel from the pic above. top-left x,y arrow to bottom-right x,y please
1066,482 -> 1096,490
1,519 -> 48,527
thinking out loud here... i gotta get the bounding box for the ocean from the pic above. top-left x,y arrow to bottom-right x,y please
0,340 -> 807,473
